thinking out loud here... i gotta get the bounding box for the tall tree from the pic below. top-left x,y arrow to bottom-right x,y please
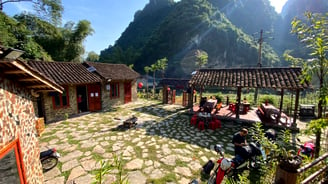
195,50 -> 208,69
144,66 -> 151,98
65,20 -> 94,62
156,57 -> 168,78
86,51 -> 99,62
286,12 -> 328,157
150,63 -> 157,97
14,14 -> 93,61
0,0 -> 63,26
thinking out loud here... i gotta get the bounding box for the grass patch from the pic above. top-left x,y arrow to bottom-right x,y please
175,159 -> 188,167
40,135 -> 57,142
146,173 -> 177,183
92,153 -> 104,161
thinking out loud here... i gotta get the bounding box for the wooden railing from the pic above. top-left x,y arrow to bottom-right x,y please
297,152 -> 328,184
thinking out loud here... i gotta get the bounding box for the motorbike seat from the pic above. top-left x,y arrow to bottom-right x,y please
232,154 -> 245,167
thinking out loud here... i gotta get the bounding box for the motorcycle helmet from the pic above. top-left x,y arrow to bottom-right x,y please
220,159 -> 232,171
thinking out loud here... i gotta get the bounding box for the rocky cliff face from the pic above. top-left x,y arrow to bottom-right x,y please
99,0 -> 327,77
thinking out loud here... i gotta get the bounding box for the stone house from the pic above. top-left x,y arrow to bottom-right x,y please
28,61 -> 139,123
0,48 -> 63,183
84,62 -> 140,109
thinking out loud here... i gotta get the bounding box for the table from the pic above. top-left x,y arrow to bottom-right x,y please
229,103 -> 250,114
241,103 -> 250,114
260,103 -> 279,119
299,104 -> 315,117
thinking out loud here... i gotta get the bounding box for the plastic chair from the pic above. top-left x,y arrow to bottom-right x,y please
209,121 -> 217,130
191,116 -> 197,126
198,121 -> 205,130
214,119 -> 222,128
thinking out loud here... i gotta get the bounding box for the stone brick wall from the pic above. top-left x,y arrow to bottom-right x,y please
40,82 -> 137,121
102,80 -> 138,111
131,79 -> 138,102
0,76 -> 44,183
42,86 -> 78,123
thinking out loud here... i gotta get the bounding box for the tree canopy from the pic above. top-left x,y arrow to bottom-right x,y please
286,12 -> 328,157
0,3 -> 93,62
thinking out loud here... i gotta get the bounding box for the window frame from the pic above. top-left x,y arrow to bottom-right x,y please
0,139 -> 26,184
52,86 -> 70,109
110,82 -> 120,99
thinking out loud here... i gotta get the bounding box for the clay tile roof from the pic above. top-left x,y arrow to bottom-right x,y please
84,62 -> 140,80
28,61 -> 102,85
0,59 -> 63,93
189,67 -> 310,90
159,78 -> 190,89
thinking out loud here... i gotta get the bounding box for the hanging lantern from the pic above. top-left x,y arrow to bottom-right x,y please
138,82 -> 143,89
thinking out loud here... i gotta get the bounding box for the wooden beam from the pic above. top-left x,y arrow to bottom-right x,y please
18,78 -> 38,82
5,70 -> 26,74
12,61 -> 63,93
279,89 -> 284,113
293,89 -> 300,127
236,87 -> 242,119
26,85 -> 49,88
188,86 -> 194,108
163,85 -> 168,104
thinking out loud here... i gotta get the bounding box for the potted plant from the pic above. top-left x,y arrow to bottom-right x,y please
274,130 -> 302,183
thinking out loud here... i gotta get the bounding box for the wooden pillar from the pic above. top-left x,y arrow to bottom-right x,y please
163,85 -> 168,104
293,89 -> 300,127
188,86 -> 194,108
199,86 -> 203,99
279,89 -> 284,113
236,87 -> 241,119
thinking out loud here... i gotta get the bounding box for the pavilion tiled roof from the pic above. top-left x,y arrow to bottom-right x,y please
28,61 -> 102,85
84,62 -> 140,81
189,67 -> 310,90
159,78 -> 190,89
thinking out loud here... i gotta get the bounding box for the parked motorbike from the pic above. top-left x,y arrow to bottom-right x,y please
297,138 -> 315,159
206,143 -> 265,184
40,148 -> 60,172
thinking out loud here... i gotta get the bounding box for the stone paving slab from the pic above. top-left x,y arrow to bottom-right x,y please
40,99 -> 312,183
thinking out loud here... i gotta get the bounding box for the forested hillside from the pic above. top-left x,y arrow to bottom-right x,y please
0,0 -> 93,62
100,0 -> 279,77
1,0 -> 327,76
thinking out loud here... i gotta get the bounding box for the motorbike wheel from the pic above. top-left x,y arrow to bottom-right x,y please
41,156 -> 58,172
207,172 -> 216,184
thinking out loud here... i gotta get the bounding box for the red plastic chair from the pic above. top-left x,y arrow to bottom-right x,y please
190,116 -> 197,126
214,119 -> 221,128
198,121 -> 205,130
209,121 -> 216,130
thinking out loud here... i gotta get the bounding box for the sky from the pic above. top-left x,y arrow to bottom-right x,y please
3,0 -> 288,55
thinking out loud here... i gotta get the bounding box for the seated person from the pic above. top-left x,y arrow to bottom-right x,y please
200,97 -> 207,107
243,97 -> 248,103
232,128 -> 248,156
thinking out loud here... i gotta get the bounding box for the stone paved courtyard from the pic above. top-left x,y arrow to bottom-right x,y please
39,99 -> 310,184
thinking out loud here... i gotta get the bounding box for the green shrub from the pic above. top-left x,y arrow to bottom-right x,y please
259,95 -> 278,106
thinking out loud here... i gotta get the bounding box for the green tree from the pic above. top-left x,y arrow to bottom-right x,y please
144,66 -> 151,98
150,63 -> 157,97
286,12 -> 328,157
65,20 -> 94,62
195,50 -> 208,69
14,14 -> 93,61
86,51 -> 99,62
149,57 -> 168,97
0,0 -> 63,26
156,57 -> 168,78
0,12 -> 51,60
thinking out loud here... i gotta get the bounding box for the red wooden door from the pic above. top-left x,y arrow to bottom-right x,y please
87,84 -> 101,111
124,82 -> 132,104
